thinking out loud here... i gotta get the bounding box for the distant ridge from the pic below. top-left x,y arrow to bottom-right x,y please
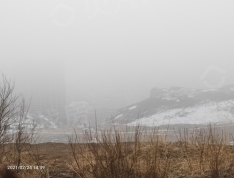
103,86 -> 234,127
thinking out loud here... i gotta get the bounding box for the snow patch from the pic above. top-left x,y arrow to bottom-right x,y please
129,106 -> 137,110
202,89 -> 218,92
115,114 -> 123,119
127,100 -> 234,127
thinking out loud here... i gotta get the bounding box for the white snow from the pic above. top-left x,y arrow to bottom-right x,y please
40,115 -> 48,121
115,114 -> 123,119
39,115 -> 57,128
202,89 -> 219,92
90,138 -> 98,143
128,105 -> 137,110
127,100 -> 234,127
163,97 -> 175,100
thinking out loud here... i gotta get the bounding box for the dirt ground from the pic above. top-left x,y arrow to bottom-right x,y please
3,143 -> 74,178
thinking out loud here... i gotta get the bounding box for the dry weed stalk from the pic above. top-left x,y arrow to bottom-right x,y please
68,124 -> 234,178
69,125 -> 172,178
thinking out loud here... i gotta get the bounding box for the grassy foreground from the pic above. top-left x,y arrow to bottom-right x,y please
2,125 -> 234,178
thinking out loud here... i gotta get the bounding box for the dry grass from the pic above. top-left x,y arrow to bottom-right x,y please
0,142 -> 73,178
1,124 -> 234,177
68,125 -> 234,178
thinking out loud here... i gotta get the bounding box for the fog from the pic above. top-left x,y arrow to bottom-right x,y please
1,0 -> 234,109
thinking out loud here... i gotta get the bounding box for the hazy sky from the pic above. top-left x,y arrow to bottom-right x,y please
1,0 -> 234,107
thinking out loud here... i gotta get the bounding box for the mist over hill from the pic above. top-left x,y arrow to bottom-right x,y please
104,86 -> 234,127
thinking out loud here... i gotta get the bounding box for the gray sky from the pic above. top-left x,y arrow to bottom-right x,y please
1,0 -> 234,108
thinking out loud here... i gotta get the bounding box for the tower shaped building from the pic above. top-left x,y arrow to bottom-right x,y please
28,62 -> 66,124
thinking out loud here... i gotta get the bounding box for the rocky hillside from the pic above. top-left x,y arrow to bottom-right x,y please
104,86 -> 234,127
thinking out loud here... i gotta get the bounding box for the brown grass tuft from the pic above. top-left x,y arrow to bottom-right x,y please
68,124 -> 234,178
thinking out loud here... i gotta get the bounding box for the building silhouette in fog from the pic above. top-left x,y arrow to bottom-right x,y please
29,64 -> 66,124
65,101 -> 89,127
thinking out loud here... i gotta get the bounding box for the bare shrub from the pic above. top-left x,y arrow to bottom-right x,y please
0,75 -> 39,177
68,124 -> 234,178
174,124 -> 232,177
68,126 -> 171,178
0,75 -> 21,163
13,98 -> 37,170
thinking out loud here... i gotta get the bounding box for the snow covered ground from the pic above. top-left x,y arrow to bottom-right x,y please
128,105 -> 137,110
127,100 -> 234,127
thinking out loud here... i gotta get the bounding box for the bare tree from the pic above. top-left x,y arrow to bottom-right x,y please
14,98 -> 36,170
0,75 -> 37,164
0,74 -> 21,163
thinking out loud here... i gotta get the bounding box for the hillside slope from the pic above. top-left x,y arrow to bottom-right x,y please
104,86 -> 234,127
